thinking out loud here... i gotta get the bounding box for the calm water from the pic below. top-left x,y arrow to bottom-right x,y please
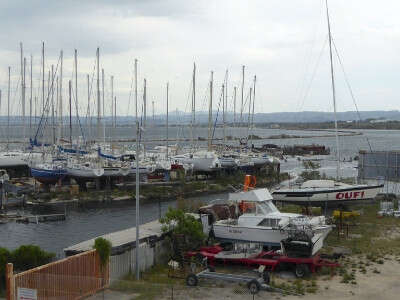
0,126 -> 399,256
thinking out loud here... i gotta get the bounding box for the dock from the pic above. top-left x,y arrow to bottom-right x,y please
64,220 -> 164,256
15,213 -> 66,223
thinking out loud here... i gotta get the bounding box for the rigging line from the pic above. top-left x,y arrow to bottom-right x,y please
332,37 -> 375,155
298,34 -> 329,112
295,0 -> 324,111
211,86 -> 224,141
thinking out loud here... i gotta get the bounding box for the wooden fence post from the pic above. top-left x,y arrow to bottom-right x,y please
6,263 -> 14,300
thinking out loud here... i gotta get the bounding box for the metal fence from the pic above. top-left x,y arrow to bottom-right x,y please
110,243 -> 155,280
358,150 -> 400,181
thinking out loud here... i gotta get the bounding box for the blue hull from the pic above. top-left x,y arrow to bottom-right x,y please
31,167 -> 67,184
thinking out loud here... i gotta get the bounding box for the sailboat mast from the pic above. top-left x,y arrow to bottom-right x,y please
233,86 -> 237,127
102,68 -> 105,143
69,80 -> 72,145
111,75 -> 114,130
143,78 -> 147,128
166,82 -> 169,160
326,0 -> 340,179
42,42 -> 45,113
87,74 -> 91,143
7,67 -> 10,151
208,71 -> 213,151
20,43 -> 25,140
191,63 -> 196,146
96,48 -> 101,141
152,100 -> 155,125
240,65 -> 245,125
134,58 -> 140,281
74,50 -> 78,142
222,83 -> 226,145
23,56 -> 26,141
247,87 -> 252,144
51,65 -> 55,145
60,50 -> 63,139
30,55 -> 32,133
250,75 -> 256,148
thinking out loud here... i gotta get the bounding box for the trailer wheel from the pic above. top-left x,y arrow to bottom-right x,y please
295,264 -> 310,278
186,274 -> 198,287
247,279 -> 260,294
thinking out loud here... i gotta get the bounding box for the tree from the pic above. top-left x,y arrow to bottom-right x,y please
12,245 -> 55,271
93,238 -> 112,271
160,208 -> 206,255
0,248 -> 11,290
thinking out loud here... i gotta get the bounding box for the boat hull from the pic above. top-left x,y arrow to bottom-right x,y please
272,184 -> 384,206
31,167 -> 67,184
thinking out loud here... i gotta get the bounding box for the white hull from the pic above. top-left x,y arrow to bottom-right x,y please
213,223 -> 288,246
66,167 -> 104,178
273,184 -> 383,205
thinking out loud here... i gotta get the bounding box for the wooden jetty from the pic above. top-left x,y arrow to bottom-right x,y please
16,213 -> 66,224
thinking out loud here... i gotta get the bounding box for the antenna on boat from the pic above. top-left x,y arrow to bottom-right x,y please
325,0 -> 340,180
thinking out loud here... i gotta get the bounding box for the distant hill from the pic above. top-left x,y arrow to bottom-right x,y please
2,110 -> 400,125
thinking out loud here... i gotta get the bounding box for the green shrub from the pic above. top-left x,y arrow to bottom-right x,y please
0,248 -> 11,290
12,245 -> 55,271
93,238 -> 112,271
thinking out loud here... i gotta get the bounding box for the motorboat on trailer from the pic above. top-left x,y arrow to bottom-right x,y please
199,188 -> 332,256
272,180 -> 383,207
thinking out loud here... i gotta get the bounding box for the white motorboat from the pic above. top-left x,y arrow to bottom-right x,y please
272,180 -> 383,206
203,188 -> 332,255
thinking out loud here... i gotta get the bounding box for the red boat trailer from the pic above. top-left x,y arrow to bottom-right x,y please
186,245 -> 339,278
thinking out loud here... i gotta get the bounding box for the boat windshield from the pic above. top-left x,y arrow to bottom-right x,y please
257,201 -> 279,215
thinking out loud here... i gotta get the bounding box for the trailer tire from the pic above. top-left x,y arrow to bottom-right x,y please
295,264 -> 310,278
186,274 -> 198,287
247,279 -> 260,294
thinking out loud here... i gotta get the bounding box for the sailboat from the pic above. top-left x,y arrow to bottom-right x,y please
272,0 -> 383,206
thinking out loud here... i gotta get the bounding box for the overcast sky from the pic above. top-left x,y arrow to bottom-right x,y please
0,0 -> 399,117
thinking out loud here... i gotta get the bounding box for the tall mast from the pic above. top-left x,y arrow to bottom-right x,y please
233,86 -> 237,127
7,67 -> 10,151
102,68 -> 105,143
240,65 -> 245,125
326,0 -> 340,179
191,63 -> 196,145
87,74 -> 91,143
23,56 -> 26,140
30,55 -> 33,134
56,76 -> 59,142
208,71 -> 213,151
143,78 -> 147,128
69,80 -> 72,145
96,48 -> 101,141
51,65 -> 55,145
60,50 -> 63,139
247,87 -> 252,144
166,82 -> 169,160
222,83 -> 226,145
111,75 -> 114,130
42,42 -> 45,113
74,49 -> 78,143
134,58 -> 140,281
20,43 -> 25,140
152,100 -> 155,125
250,76 -> 256,148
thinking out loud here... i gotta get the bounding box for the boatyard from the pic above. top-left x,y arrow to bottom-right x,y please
2,0 -> 400,299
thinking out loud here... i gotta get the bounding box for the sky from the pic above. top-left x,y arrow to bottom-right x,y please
0,0 -> 399,118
